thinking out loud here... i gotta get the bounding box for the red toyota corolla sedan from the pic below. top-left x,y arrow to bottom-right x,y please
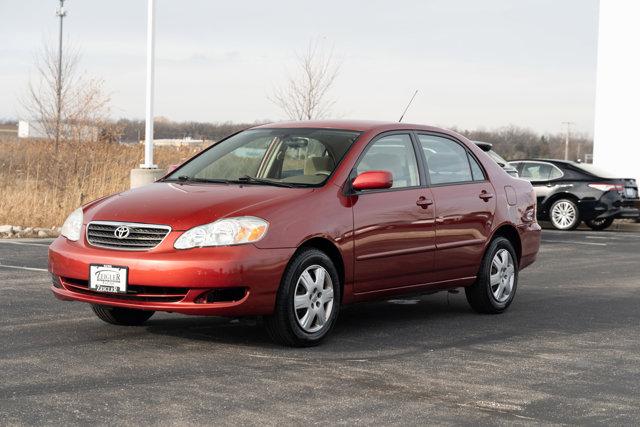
49,121 -> 541,346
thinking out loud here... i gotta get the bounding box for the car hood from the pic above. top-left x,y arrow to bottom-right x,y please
84,182 -> 313,230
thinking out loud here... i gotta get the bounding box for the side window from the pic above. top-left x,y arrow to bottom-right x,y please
418,134 -> 473,185
511,162 -> 524,175
356,134 -> 419,188
549,166 -> 563,180
468,153 -> 486,181
520,162 -> 563,181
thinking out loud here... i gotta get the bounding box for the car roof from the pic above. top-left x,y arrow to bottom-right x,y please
252,120 -> 455,134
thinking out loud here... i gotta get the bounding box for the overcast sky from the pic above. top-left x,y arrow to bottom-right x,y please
0,0 -> 599,134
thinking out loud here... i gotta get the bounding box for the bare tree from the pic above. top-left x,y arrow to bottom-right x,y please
270,40 -> 340,120
22,41 -> 110,149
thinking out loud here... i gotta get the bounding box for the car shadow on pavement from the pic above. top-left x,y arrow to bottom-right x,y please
143,287 -> 640,356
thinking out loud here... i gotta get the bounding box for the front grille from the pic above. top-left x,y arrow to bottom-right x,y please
86,221 -> 171,250
60,277 -> 188,302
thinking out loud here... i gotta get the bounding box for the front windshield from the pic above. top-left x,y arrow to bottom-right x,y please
165,128 -> 361,186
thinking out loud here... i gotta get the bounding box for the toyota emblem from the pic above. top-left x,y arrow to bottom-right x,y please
113,225 -> 131,239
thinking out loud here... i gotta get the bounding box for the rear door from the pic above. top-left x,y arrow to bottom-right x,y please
417,134 -> 496,283
512,161 -> 564,203
352,133 -> 436,294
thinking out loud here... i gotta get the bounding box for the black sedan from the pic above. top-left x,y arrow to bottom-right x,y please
510,159 -> 640,230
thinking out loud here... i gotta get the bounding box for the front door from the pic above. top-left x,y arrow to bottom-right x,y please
352,133 -> 436,294
417,134 -> 496,283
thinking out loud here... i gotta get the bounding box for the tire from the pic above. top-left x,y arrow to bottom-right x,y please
585,217 -> 614,231
549,198 -> 580,230
264,249 -> 341,347
91,304 -> 154,326
465,237 -> 518,314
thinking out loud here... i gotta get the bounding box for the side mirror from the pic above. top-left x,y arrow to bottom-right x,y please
352,170 -> 393,191
167,164 -> 180,173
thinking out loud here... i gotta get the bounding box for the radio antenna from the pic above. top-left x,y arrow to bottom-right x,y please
398,90 -> 418,122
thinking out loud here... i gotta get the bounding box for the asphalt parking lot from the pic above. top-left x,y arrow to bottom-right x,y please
1,227 -> 640,425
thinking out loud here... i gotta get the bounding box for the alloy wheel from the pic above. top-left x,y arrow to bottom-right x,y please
490,249 -> 515,303
551,200 -> 577,229
293,265 -> 334,333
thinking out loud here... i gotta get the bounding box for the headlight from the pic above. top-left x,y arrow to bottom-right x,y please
60,207 -> 83,241
174,216 -> 269,249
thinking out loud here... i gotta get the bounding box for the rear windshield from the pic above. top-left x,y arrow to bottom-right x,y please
166,128 -> 361,186
486,150 -> 509,166
573,163 -> 619,178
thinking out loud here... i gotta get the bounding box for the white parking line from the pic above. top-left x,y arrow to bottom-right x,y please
0,264 -> 48,272
0,241 -> 51,247
541,240 -> 607,246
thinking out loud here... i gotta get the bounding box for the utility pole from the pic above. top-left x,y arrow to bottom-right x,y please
55,0 -> 67,150
561,121 -> 574,160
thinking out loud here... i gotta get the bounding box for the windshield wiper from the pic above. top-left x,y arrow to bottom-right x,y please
165,176 -> 231,184
233,175 -> 295,188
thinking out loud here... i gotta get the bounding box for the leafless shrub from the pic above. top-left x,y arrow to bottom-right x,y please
270,39 -> 340,120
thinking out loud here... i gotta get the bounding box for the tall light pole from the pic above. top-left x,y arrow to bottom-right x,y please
561,121 -> 574,160
131,0 -> 164,188
55,0 -> 66,149
143,0 -> 156,168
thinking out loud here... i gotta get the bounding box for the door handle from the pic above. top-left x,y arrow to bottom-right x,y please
416,196 -> 433,208
479,191 -> 494,201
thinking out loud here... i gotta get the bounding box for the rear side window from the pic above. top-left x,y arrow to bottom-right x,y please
356,134 -> 420,188
418,135 -> 475,185
468,154 -> 486,181
520,162 -> 563,181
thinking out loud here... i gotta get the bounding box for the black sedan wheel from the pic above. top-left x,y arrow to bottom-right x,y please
549,199 -> 581,230
585,217 -> 614,231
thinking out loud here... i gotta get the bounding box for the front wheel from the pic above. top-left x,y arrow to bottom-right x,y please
264,249 -> 340,347
91,305 -> 154,326
585,217 -> 614,231
549,198 -> 580,230
465,237 -> 518,314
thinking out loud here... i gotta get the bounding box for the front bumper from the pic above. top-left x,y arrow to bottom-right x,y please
48,234 -> 294,316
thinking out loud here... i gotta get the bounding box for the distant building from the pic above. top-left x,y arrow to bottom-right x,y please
17,120 -> 100,141
139,136 -> 207,147
18,121 -> 47,139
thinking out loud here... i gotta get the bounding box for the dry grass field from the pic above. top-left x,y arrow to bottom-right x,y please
0,136 -> 202,227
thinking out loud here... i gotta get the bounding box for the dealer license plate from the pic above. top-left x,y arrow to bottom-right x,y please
89,264 -> 128,293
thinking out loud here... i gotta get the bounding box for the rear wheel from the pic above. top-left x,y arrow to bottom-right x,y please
264,249 -> 340,347
585,217 -> 614,231
91,304 -> 154,326
465,237 -> 518,314
549,198 -> 580,230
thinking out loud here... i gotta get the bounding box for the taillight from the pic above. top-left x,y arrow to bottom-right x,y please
523,206 -> 536,223
588,183 -> 624,192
